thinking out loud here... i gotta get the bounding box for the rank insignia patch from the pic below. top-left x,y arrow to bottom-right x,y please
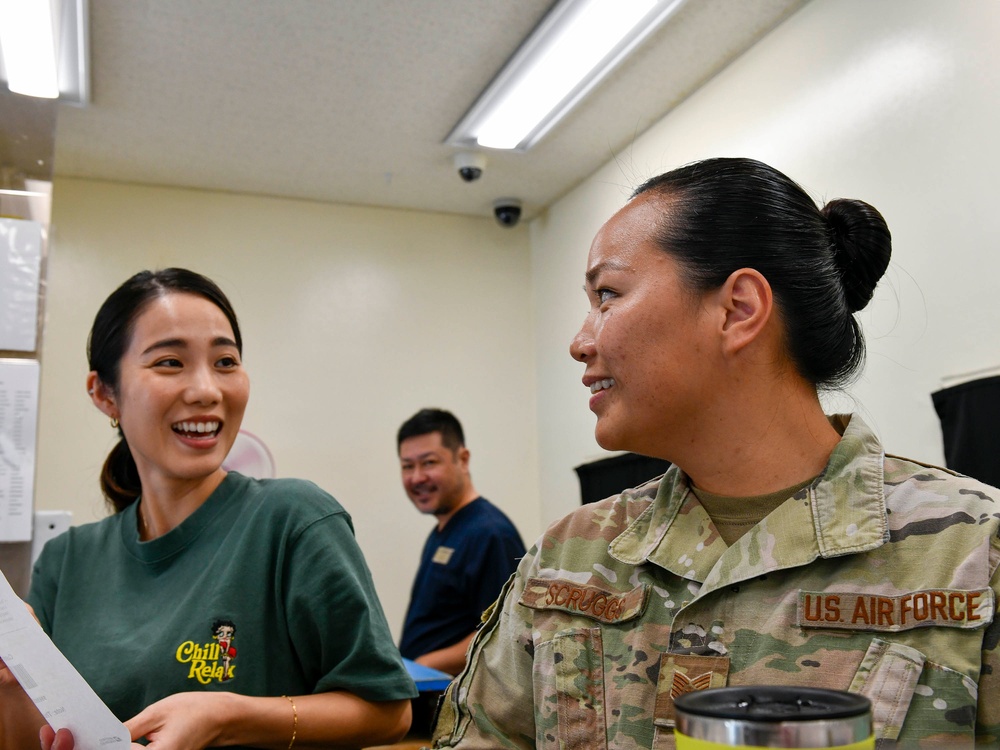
653,653 -> 730,728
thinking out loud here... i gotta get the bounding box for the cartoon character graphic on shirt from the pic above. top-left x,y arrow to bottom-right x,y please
212,619 -> 238,681
174,618 -> 239,684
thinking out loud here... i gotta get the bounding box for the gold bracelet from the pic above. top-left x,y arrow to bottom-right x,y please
281,695 -> 298,750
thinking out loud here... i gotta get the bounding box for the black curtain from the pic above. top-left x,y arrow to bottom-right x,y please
574,453 -> 672,505
932,375 -> 1000,488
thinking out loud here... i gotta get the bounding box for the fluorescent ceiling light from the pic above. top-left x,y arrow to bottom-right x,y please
0,0 -> 59,98
0,0 -> 89,104
446,0 -> 686,152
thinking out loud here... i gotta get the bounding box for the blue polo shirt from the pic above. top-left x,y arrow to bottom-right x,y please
400,497 -> 525,662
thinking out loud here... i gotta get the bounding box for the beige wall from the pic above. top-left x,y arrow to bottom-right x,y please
37,179 -> 540,635
532,0 -> 1000,524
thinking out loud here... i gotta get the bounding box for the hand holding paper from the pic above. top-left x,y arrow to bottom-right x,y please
0,569 -> 131,749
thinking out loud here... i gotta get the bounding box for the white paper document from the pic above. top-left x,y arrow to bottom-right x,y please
0,569 -> 131,748
0,358 -> 40,542
0,217 -> 43,352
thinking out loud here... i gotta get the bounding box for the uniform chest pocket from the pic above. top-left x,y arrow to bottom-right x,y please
849,639 -> 924,744
849,638 -> 978,747
533,628 -> 608,749
520,580 -> 656,749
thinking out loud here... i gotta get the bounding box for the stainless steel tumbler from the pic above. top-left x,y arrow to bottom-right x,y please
674,686 -> 874,749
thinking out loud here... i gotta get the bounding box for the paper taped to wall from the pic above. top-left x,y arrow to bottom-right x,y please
0,358 -> 40,542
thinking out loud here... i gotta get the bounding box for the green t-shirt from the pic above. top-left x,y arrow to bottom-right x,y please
28,472 -> 416,732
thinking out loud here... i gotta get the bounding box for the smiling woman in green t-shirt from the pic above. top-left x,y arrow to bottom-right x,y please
0,268 -> 416,750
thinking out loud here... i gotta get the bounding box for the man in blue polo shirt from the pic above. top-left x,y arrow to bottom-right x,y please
397,408 -> 525,675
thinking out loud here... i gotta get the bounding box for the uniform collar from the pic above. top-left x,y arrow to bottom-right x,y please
608,414 -> 888,593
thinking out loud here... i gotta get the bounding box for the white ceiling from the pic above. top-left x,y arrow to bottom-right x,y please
50,0 -> 808,222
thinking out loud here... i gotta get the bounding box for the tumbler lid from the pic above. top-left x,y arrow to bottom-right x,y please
674,687 -> 871,722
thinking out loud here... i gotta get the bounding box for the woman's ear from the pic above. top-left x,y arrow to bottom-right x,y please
719,268 -> 774,355
87,371 -> 118,419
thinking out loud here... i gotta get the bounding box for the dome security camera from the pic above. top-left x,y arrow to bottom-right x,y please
493,198 -> 522,228
453,151 -> 487,182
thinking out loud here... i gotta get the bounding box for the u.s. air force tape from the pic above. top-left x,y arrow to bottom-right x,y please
796,588 -> 993,631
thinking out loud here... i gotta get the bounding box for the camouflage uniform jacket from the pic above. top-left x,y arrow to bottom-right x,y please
432,414 -> 1000,748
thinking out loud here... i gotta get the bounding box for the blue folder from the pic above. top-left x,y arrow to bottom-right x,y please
403,658 -> 453,692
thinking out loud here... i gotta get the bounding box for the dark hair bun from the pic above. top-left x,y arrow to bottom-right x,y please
822,199 -> 892,313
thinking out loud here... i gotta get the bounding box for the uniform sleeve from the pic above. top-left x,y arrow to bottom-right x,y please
282,511 -> 417,702
433,548 -> 538,749
976,539 -> 1000,743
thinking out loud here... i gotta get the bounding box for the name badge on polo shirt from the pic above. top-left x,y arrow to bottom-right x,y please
432,546 -> 455,565
796,588 -> 994,631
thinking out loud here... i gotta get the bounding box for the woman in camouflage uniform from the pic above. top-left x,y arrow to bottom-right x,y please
432,157 -> 999,748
